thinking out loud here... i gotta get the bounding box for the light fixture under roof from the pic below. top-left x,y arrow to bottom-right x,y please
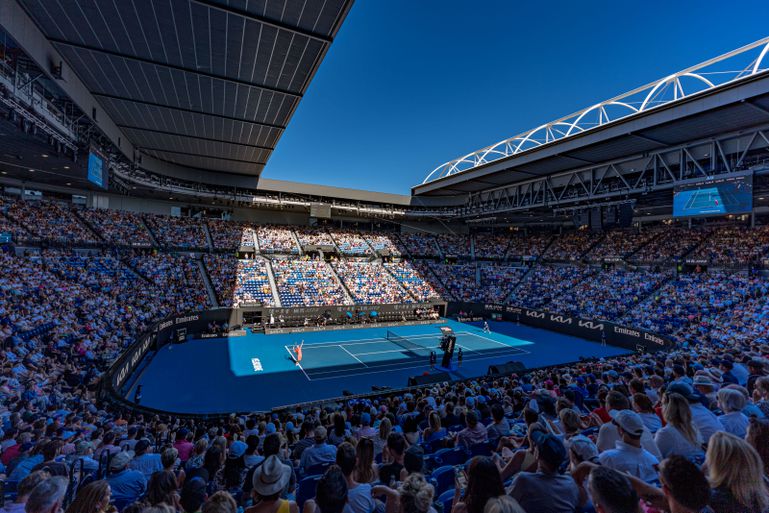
41,154 -> 48,158
63,166 -> 70,170
28,169 -> 34,172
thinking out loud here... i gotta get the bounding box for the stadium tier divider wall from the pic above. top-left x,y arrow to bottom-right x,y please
447,302 -> 671,353
101,301 -> 669,418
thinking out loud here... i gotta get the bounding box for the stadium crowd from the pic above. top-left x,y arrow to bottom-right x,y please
2,201 -> 769,512
332,261 -> 410,304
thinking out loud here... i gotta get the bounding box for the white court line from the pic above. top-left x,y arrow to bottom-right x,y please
284,345 -> 312,381
296,331 -> 479,350
306,349 -> 531,381
339,345 -> 368,367
461,331 -> 528,348
305,344 -> 530,378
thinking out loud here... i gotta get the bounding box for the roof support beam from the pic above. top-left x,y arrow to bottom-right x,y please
189,0 -> 333,44
92,92 -> 287,130
49,39 -> 302,98
118,125 -> 274,151
744,100 -> 769,117
138,147 -> 267,166
627,133 -> 668,146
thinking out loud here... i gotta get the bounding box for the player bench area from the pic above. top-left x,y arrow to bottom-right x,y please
284,330 -> 530,381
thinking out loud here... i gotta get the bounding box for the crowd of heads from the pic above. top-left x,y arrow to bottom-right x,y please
3,200 -> 769,512
332,261 -> 410,304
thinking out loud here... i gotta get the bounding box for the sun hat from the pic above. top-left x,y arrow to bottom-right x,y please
252,455 -> 292,496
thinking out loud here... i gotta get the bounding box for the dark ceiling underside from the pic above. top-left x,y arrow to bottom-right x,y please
18,0 -> 352,176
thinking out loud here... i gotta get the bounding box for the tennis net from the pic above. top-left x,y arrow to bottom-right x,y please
385,330 -> 428,354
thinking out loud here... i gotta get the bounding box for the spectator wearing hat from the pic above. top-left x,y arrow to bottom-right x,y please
356,413 -> 376,440
336,442 -> 376,513
666,383 -> 721,443
400,445 -> 424,482
299,426 -> 336,474
509,432 -> 579,513
73,440 -> 99,474
596,392 -> 661,459
566,435 -> 599,472
692,374 -> 718,408
130,439 -> 163,479
107,451 -> 147,506
246,455 -> 297,513
222,441 -> 247,496
598,410 -> 659,482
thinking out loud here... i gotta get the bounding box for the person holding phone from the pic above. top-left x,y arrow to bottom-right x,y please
451,457 -> 507,513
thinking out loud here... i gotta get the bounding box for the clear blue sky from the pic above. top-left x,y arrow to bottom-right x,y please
263,0 -> 769,194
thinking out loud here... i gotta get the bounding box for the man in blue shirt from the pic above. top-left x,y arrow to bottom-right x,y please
299,426 -> 337,474
107,451 -> 147,507
128,439 -> 162,479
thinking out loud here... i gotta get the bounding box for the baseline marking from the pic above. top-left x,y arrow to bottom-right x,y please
284,345 -> 312,381
304,345 -> 530,379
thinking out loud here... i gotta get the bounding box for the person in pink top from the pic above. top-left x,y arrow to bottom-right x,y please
173,429 -> 194,462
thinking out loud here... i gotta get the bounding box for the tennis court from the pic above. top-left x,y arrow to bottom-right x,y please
288,330 -> 529,380
683,187 -> 738,211
131,319 -> 629,413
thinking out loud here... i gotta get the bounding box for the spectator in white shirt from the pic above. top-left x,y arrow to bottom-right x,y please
596,391 -> 661,459
598,410 -> 659,483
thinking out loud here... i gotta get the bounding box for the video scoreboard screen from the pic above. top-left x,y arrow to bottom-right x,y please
673,174 -> 752,218
87,149 -> 108,188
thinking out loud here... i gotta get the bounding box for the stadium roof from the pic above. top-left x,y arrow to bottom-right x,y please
414,37 -> 769,197
14,0 -> 353,178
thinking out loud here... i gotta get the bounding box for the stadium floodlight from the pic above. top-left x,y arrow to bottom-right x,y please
423,36 -> 769,185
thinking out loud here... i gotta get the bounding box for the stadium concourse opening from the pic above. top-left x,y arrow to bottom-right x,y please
128,319 -> 627,413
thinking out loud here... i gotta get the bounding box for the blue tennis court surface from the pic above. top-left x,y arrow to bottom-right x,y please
132,319 -> 629,413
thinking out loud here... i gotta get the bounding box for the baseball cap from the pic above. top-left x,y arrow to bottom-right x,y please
568,435 -> 598,462
610,410 -> 645,438
666,382 -> 701,402
403,444 -> 424,473
228,440 -> 247,459
109,451 -> 134,471
134,439 -> 151,454
692,375 -> 716,388
531,431 -> 567,468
